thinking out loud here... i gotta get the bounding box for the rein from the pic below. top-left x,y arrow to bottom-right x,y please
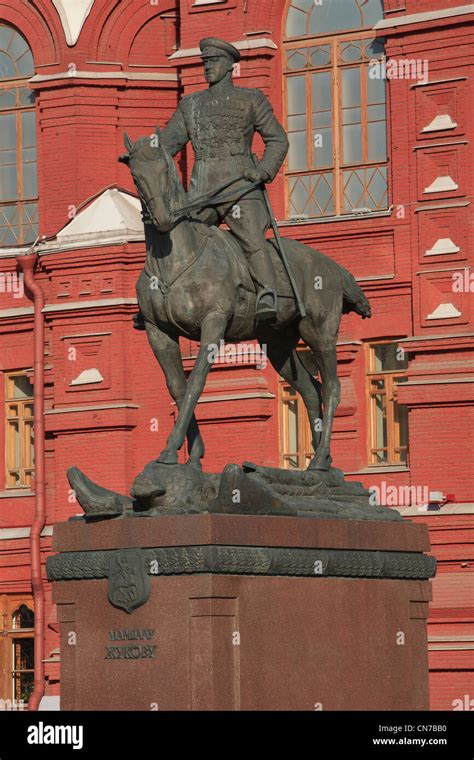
168,177 -> 262,221
134,159 -> 263,313
139,175 -> 262,225
144,222 -> 210,295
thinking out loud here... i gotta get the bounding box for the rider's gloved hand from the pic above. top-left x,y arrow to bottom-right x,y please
141,208 -> 153,225
243,167 -> 268,183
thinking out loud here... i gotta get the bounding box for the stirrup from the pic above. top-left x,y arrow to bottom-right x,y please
133,311 -> 146,331
255,288 -> 277,323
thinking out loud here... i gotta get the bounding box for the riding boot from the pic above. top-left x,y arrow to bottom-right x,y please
133,311 -> 146,331
248,248 -> 278,324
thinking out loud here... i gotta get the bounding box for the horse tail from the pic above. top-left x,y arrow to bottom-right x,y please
340,266 -> 372,319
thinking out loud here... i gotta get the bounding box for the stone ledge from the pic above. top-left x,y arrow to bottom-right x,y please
47,545 -> 436,582
53,513 -> 431,553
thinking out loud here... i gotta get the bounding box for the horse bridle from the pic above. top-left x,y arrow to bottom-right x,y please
135,170 -> 262,228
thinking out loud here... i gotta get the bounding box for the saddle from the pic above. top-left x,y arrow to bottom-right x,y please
190,196 -> 295,300
133,221 -> 295,331
209,225 -> 295,300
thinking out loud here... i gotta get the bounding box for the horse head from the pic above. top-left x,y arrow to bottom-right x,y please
119,130 -> 174,232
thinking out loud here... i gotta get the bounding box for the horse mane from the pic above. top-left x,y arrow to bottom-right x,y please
159,142 -> 186,213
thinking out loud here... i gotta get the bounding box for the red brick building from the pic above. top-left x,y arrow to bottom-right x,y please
0,0 -> 472,710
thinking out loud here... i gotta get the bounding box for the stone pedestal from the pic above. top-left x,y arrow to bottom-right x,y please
48,514 -> 435,711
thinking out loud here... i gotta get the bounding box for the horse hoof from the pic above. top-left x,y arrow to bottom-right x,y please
156,451 -> 178,465
186,459 -> 203,471
132,311 -> 146,331
308,454 -> 332,472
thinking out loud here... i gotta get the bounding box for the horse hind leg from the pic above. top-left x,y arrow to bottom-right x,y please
264,331 -> 323,466
298,319 -> 341,471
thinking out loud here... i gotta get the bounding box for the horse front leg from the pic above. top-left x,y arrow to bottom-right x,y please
308,345 -> 340,471
143,320 -> 205,466
158,311 -> 228,465
298,315 -> 341,472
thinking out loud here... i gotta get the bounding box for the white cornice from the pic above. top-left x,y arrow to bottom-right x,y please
30,71 -> 178,83
397,332 -> 474,342
45,403 -> 139,414
0,246 -> 30,259
196,392 -> 275,403
374,4 -> 474,29
402,377 -> 472,384
0,526 -> 53,539
0,306 -> 34,319
0,299 -> 138,320
169,38 -> 278,60
36,234 -> 144,254
395,503 -> 474,516
43,298 -> 137,314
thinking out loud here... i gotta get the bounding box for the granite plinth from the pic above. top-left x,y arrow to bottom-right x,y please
49,514 -> 434,711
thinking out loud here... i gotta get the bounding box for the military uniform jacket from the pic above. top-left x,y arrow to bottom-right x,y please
160,85 -> 289,201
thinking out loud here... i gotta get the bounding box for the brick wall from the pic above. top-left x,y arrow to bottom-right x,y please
0,0 -> 471,709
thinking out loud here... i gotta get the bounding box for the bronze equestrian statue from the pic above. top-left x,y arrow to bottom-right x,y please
121,38 -> 371,473
135,37 -> 288,326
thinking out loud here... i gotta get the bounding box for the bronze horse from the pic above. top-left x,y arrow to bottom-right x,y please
121,133 -> 371,471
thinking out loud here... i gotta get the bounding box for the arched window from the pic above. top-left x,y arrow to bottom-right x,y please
0,25 -> 37,245
11,604 -> 34,704
12,604 -> 35,630
0,597 -> 34,707
283,0 -> 387,219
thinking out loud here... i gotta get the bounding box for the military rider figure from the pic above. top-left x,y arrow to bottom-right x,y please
135,37 -> 289,327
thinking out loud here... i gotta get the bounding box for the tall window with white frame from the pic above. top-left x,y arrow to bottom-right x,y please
279,341 -> 409,469
280,382 -> 315,469
5,372 -> 34,489
366,342 -> 409,466
283,0 -> 388,219
0,597 -> 34,708
279,348 -> 315,470
0,24 -> 37,245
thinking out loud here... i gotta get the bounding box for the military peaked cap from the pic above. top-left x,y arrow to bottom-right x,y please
199,38 -> 241,62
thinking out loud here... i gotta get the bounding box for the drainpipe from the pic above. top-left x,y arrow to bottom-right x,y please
17,252 -> 45,712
